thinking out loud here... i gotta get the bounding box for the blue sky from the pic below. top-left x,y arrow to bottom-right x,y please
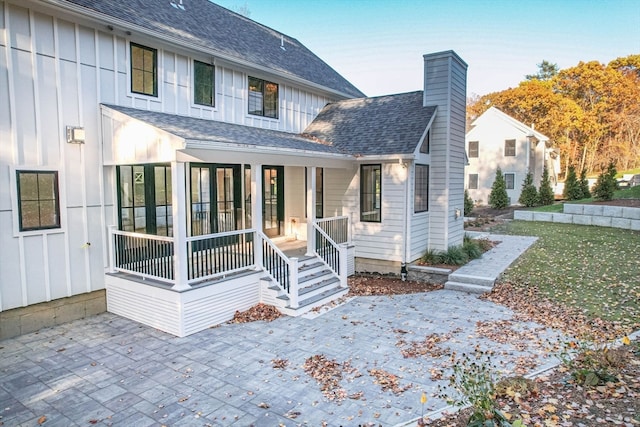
215,0 -> 640,98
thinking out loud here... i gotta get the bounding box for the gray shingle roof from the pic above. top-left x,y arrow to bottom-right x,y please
62,0 -> 364,98
303,91 -> 436,155
103,104 -> 346,155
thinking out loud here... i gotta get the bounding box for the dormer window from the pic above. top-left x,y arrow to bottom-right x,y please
130,43 -> 157,97
248,76 -> 278,119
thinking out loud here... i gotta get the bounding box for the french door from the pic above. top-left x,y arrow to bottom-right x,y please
262,166 -> 284,237
190,164 -> 242,236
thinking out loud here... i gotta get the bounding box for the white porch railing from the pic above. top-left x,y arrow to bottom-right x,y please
257,231 -> 299,308
312,222 -> 348,288
109,227 -> 257,286
315,215 -> 350,244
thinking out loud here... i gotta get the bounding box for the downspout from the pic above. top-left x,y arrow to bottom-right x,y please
401,159 -> 410,280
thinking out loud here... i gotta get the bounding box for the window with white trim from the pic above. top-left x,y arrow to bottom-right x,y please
16,170 -> 61,231
505,173 -> 515,190
248,76 -> 278,118
468,173 -> 479,190
414,164 -> 429,213
468,140 -> 479,158
504,139 -> 516,156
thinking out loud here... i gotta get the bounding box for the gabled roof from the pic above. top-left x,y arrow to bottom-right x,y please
469,106 -> 549,142
303,91 -> 436,156
59,0 -> 364,99
102,104 -> 348,156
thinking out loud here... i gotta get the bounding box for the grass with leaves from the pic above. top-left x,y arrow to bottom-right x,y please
490,220 -> 640,329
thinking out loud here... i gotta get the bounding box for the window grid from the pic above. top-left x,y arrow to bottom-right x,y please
131,43 -> 158,96
414,164 -> 429,213
505,173 -> 515,190
468,140 -> 479,158
360,164 -> 381,222
504,139 -> 516,156
17,170 -> 61,231
248,76 -> 278,119
468,174 -> 479,190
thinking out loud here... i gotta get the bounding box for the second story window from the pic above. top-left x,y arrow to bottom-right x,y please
504,139 -> 516,156
468,140 -> 479,158
248,76 -> 278,119
131,43 -> 157,97
194,60 -> 215,107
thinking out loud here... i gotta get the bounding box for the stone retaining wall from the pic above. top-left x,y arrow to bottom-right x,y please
514,204 -> 640,230
0,291 -> 106,340
406,265 -> 452,284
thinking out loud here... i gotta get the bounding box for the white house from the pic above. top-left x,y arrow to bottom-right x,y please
465,107 -> 560,206
0,0 -> 468,338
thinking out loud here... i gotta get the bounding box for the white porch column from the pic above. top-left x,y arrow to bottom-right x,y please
306,166 -> 316,256
252,164 -> 263,268
171,161 -> 190,291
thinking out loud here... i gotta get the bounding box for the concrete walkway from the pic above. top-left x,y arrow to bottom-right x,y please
445,233 -> 538,293
0,236 -> 557,427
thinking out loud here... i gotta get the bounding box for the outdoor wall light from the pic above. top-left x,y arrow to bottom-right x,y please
66,126 -> 85,144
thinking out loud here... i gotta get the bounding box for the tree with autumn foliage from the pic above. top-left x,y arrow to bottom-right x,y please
467,55 -> 640,176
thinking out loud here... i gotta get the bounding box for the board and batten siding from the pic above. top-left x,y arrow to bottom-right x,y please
0,1 -> 338,312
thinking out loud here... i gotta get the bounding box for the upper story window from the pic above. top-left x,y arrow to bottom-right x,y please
414,164 -> 429,213
248,76 -> 278,119
194,60 -> 215,107
468,173 -> 479,189
468,140 -> 479,158
16,170 -> 61,231
504,173 -> 515,190
360,164 -> 381,222
131,43 -> 157,97
504,139 -> 516,156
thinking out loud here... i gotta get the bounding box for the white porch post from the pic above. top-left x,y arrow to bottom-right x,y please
252,164 -> 263,269
171,161 -> 190,291
289,257 -> 299,308
338,243 -> 348,287
107,225 -> 117,273
306,166 -> 316,256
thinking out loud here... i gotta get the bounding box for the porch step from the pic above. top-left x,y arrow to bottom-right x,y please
260,253 -> 347,317
447,273 -> 495,287
278,286 -> 349,317
444,281 -> 493,294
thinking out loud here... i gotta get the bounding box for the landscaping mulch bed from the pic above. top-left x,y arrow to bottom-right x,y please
347,274 -> 443,296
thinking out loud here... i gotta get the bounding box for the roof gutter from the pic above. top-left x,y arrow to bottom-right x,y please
184,139 -> 355,160
37,0 -> 359,100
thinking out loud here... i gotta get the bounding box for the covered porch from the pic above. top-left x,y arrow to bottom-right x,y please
101,105 -> 356,336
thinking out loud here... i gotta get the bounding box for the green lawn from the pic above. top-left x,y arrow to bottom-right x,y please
489,221 -> 640,329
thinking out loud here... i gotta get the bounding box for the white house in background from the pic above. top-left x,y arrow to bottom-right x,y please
0,0 -> 467,337
465,107 -> 560,206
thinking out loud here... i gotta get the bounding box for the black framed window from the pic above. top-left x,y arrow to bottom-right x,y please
505,173 -> 515,190
16,171 -> 60,231
468,173 -> 479,189
194,60 -> 214,106
414,164 -> 429,213
131,43 -> 157,96
504,139 -> 516,156
360,164 -> 381,222
468,140 -> 479,158
248,76 -> 278,118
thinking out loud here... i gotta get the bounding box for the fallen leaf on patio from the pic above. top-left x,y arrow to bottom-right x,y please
231,303 -> 281,323
258,402 -> 270,409
37,416 -> 46,424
